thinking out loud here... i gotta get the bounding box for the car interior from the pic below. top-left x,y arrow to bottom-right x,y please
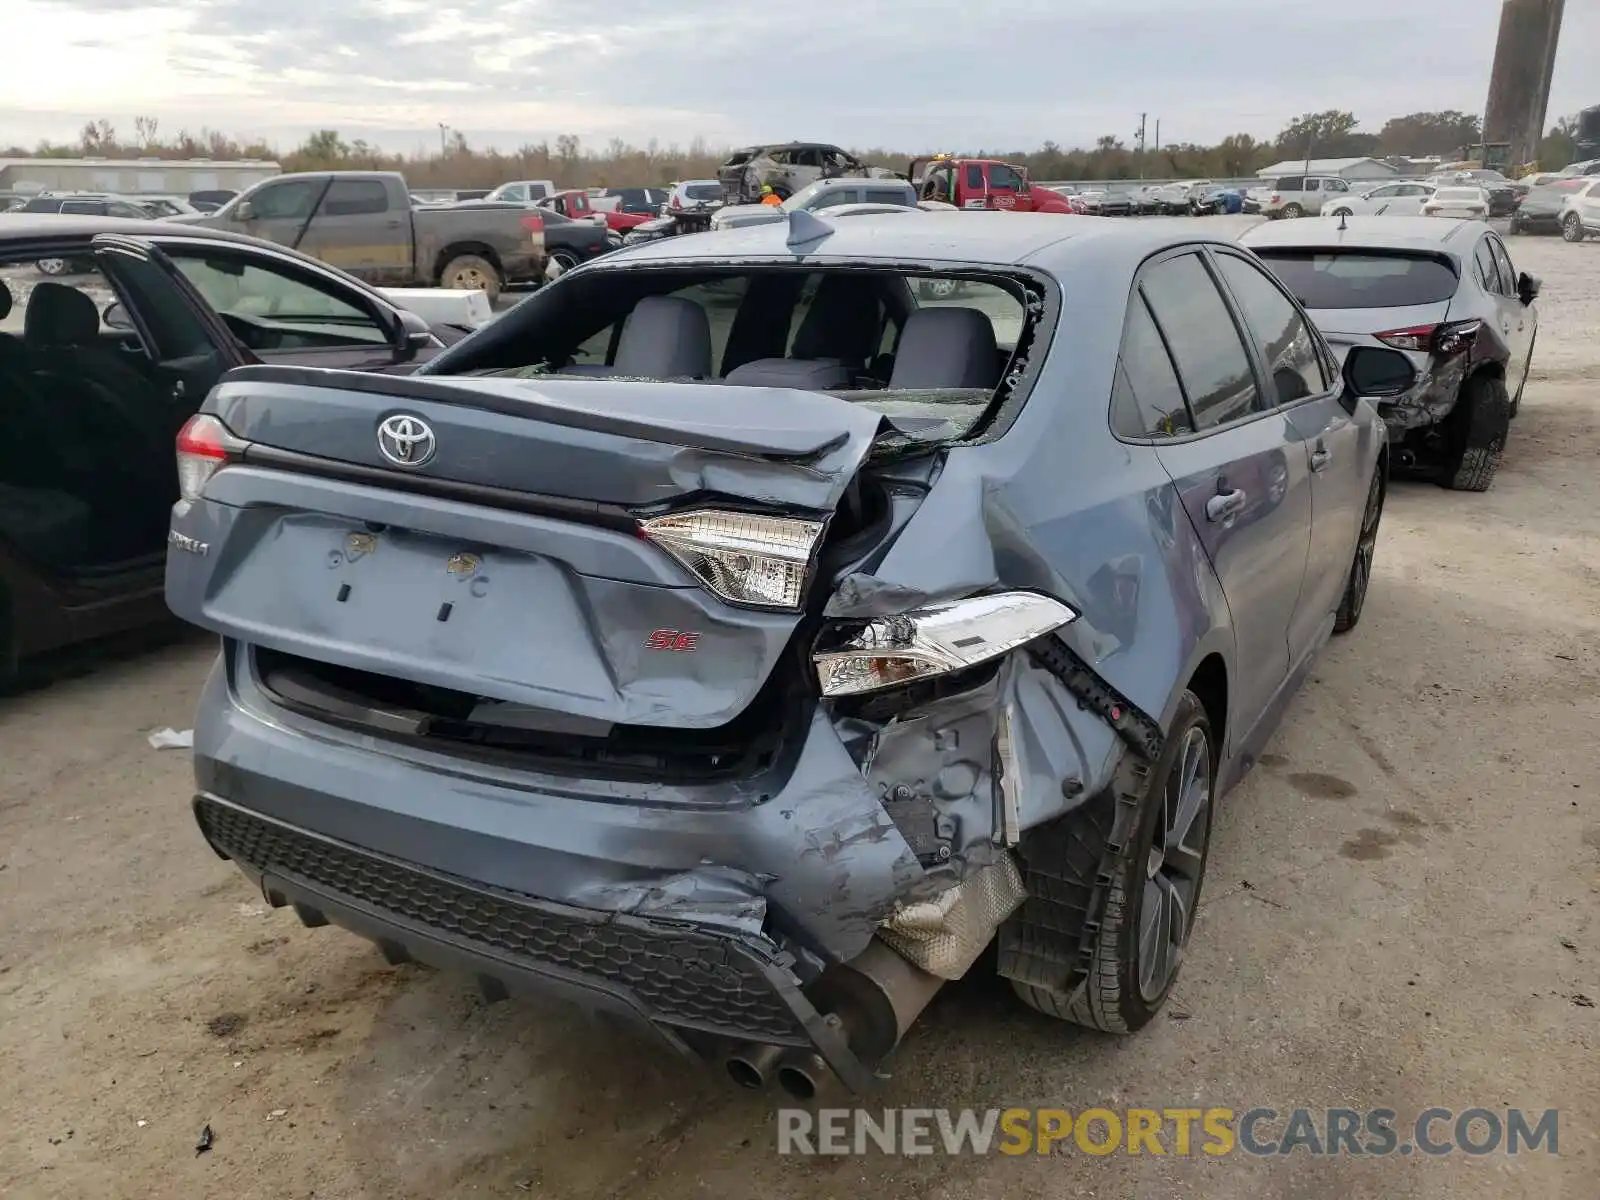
0,261 -> 219,575
463,267 -> 1026,416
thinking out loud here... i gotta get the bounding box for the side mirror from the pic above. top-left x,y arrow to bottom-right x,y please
103,302 -> 134,330
234,201 -> 255,221
391,307 -> 434,361
1343,345 -> 1418,399
1517,271 -> 1541,304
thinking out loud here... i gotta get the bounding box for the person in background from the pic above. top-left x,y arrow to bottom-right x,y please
759,185 -> 783,207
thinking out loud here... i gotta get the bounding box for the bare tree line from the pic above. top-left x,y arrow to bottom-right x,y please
4,110 -> 1586,187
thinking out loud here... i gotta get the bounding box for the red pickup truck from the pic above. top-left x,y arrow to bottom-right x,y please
537,189 -> 652,235
910,156 -> 1073,214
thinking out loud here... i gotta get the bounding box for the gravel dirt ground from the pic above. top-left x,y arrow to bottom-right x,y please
1,218 -> 1596,1200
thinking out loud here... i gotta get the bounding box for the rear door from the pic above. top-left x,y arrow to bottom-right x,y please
1138,250 -> 1314,732
297,178 -> 408,280
1486,234 -> 1533,379
1471,235 -> 1524,370
1211,247 -> 1365,662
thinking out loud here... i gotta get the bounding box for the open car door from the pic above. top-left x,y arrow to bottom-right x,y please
91,233 -> 254,425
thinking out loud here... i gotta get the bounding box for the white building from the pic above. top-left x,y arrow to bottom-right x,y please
0,157 -> 281,197
1255,157 -> 1401,181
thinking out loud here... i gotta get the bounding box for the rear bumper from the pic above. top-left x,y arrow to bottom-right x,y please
193,792 -> 878,1090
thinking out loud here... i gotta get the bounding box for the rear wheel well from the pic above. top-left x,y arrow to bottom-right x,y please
433,242 -> 501,283
1470,360 -> 1506,383
1187,654 -> 1227,764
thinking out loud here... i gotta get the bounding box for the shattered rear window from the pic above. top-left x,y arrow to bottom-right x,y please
450,265 -> 1045,448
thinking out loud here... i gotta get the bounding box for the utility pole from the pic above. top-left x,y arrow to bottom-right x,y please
438,122 -> 449,157
1136,113 -> 1148,179
1153,119 -> 1161,166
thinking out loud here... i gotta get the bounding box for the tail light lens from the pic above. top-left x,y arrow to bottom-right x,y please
813,593 -> 1077,698
639,510 -> 823,610
518,214 -> 543,233
1375,319 -> 1481,357
175,413 -> 245,502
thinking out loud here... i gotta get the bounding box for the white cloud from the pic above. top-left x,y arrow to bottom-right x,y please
2,0 -> 1594,153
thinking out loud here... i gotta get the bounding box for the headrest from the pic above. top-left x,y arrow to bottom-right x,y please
0,280 -> 11,322
889,307 -> 1000,391
24,282 -> 100,347
612,295 -> 712,378
791,276 -> 880,365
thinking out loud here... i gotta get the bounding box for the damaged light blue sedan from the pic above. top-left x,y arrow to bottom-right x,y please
165,210 -> 1420,1098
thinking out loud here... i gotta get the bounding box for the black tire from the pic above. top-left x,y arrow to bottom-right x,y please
1561,213 -> 1585,243
438,254 -> 502,303
1281,202 -> 1304,219
1010,691 -> 1215,1033
1334,465 -> 1385,634
1441,372 -> 1511,492
550,249 -> 580,277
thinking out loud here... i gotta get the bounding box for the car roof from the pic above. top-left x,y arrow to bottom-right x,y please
0,211 -> 283,247
1240,215 -> 1482,256
598,209 -> 1239,271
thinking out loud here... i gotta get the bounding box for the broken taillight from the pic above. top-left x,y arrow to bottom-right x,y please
813,593 -> 1077,698
638,510 -> 823,611
176,413 -> 247,502
1375,319 -> 1481,357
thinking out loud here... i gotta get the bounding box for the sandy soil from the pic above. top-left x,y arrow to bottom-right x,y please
1,222 -> 1596,1200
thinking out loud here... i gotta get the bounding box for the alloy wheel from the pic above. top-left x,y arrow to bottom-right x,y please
1563,214 -> 1584,243
1346,471 -> 1383,626
1137,725 -> 1212,1001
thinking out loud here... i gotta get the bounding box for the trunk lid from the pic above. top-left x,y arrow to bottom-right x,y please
169,367 -> 887,736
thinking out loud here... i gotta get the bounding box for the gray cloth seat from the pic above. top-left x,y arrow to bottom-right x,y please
723,357 -> 853,390
791,276 -> 881,371
888,307 -> 1000,390
564,295 -> 713,379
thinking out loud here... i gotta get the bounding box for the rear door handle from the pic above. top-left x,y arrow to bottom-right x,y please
1310,445 -> 1332,472
1206,489 -> 1246,522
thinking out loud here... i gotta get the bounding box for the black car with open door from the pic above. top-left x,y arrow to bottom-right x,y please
0,214 -> 473,685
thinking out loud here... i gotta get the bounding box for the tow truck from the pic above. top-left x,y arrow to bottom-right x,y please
907,155 -> 1074,214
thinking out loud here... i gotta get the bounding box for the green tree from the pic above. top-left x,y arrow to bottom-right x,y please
1375,111 -> 1482,157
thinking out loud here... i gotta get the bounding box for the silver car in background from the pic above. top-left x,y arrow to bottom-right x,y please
1323,181 -> 1436,219
1241,216 -> 1539,492
1423,186 -> 1490,220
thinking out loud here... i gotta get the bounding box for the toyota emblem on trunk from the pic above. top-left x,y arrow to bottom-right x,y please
377,414 -> 436,467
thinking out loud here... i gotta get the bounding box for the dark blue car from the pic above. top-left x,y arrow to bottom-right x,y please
166,211 -> 1417,1099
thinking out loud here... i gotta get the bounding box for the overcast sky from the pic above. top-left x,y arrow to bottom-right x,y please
4,0 -> 1595,155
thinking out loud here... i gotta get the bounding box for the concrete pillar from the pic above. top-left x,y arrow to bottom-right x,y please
1483,0 -> 1566,167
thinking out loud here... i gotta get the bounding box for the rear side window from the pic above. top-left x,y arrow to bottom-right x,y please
685,183 -> 721,202
1140,253 -> 1261,431
1472,241 -> 1502,293
864,188 -> 912,205
322,179 -> 389,216
59,200 -> 108,215
1249,251 -> 1459,309
1112,295 -> 1193,439
1213,253 -> 1328,404
1274,177 -> 1304,191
